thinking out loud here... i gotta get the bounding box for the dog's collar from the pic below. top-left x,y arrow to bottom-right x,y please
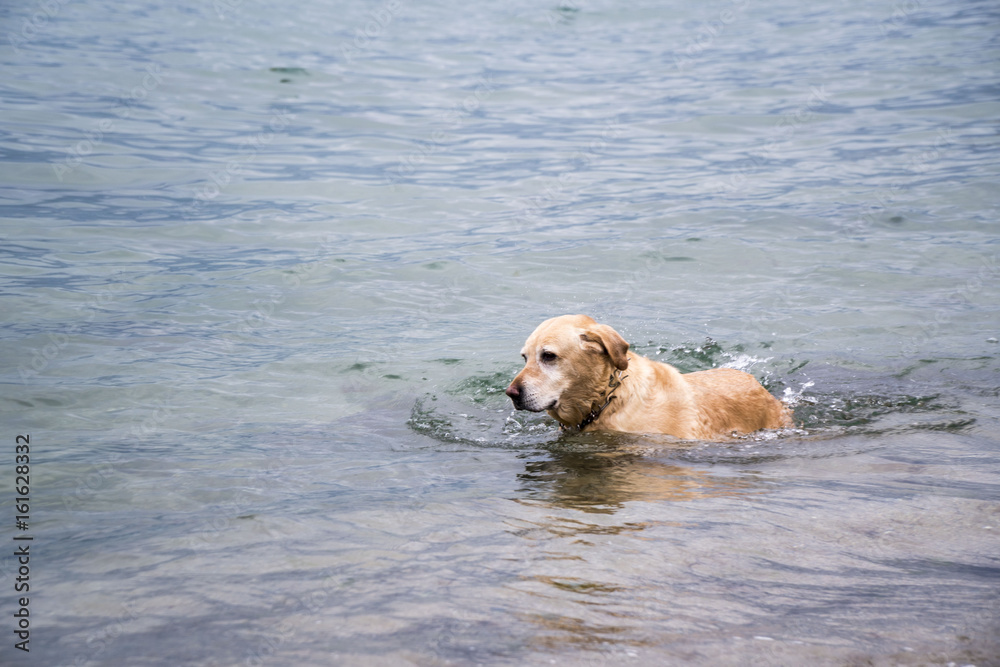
561,367 -> 628,433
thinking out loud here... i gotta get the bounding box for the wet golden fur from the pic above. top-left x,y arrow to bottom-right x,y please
505,314 -> 793,439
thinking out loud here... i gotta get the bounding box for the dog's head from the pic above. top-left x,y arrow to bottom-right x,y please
505,314 -> 630,425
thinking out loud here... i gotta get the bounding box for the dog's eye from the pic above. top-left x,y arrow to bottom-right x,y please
521,353 -> 527,362
540,351 -> 558,363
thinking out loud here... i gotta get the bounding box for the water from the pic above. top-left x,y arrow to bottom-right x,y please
2,0 -> 999,664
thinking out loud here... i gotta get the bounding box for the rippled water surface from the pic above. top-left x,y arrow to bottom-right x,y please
2,0 -> 999,665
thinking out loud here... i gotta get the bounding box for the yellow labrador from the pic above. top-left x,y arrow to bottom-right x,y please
505,314 -> 793,439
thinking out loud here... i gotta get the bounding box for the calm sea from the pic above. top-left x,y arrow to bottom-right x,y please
2,0 -> 999,664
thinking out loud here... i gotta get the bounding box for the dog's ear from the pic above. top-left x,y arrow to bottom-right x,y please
580,324 -> 630,371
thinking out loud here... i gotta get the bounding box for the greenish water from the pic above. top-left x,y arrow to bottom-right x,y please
2,0 -> 999,665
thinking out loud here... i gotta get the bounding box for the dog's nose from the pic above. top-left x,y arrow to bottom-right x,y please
505,383 -> 520,400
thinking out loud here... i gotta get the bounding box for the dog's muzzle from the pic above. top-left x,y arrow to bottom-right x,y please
506,381 -> 554,412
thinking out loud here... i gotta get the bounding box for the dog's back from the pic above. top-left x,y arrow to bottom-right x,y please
599,356 -> 791,439
682,368 -> 793,438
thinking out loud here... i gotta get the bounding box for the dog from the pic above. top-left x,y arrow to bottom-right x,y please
505,314 -> 793,439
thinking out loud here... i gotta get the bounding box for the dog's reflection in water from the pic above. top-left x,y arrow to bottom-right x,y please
517,443 -> 759,514
510,442 -> 765,650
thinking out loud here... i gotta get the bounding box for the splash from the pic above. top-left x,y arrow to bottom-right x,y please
782,381 -> 816,408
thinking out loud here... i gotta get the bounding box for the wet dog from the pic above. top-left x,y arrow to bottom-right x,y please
505,314 -> 792,438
